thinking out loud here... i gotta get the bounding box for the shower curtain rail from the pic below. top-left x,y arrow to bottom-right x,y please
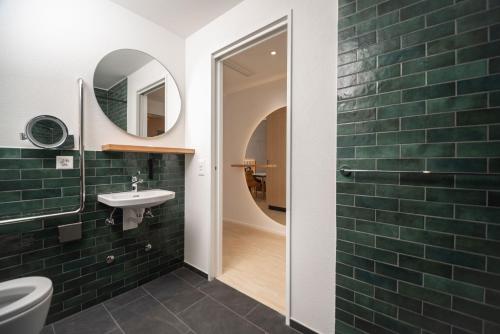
0,78 -> 86,226
339,167 -> 500,177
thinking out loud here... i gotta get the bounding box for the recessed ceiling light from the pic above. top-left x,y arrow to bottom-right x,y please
270,51 -> 277,56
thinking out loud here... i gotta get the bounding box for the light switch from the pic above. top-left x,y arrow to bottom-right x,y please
198,159 -> 205,176
56,156 -> 73,169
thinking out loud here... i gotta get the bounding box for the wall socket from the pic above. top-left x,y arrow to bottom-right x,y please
198,159 -> 205,176
56,156 -> 74,169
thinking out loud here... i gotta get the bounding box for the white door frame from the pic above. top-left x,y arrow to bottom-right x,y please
210,12 -> 293,323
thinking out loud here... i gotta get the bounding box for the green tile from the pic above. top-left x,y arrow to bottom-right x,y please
375,288 -> 422,313
338,217 -> 355,230
338,74 -> 357,88
338,205 -> 375,221
453,297 -> 500,325
338,83 -> 377,100
355,119 -> 399,134
0,199 -> 44,216
378,73 -> 425,93
458,142 -> 500,157
402,22 -> 455,48
378,45 -> 425,67
376,236 -> 424,257
355,219 -> 399,237
338,227 -> 375,246
376,210 -> 424,228
339,6 -> 377,29
427,94 -> 488,113
459,41 -> 500,64
351,92 -> 401,110
398,309 -> 451,334
0,191 -> 21,202
427,0 -> 486,26
427,304 -> 482,332
377,158 -> 425,172
338,182 -> 375,196
426,188 -> 486,205
458,74 -> 500,94
339,27 -> 356,42
457,108 -> 500,126
0,179 -> 42,191
355,244 -> 397,265
400,227 -> 454,247
355,196 -> 398,211
337,251 -> 374,271
454,266 -> 500,290
427,127 -> 487,143
338,194 -> 354,205
0,170 -> 20,180
428,158 -> 487,173
403,52 -> 455,75
354,294 -> 397,317
490,57 -> 500,74
428,60 -> 488,85
401,173 -> 454,188
357,64 -> 400,85
338,108 -> 376,124
400,0 -> 453,20
401,113 -> 454,130
426,246 -> 485,270
426,217 -> 484,238
356,11 -> 400,35
21,169 -> 61,179
357,38 -> 401,60
0,148 -> 20,158
401,143 -> 455,158
337,273 -> 374,296
492,91 -> 500,107
377,131 -> 425,145
402,83 -> 455,102
43,178 -> 79,188
424,274 -> 484,302
356,145 -> 399,158
0,159 -> 43,169
457,7 -> 500,33
378,16 -> 425,41
377,0 -> 422,16
339,58 -> 377,77
22,188 -> 62,200
339,2 -> 356,17
428,28 -> 488,55
377,101 -> 425,119
338,124 -> 355,135
376,184 -> 424,200
355,268 -> 397,291
376,262 -> 422,285
457,235 -> 500,257
399,281 -> 451,308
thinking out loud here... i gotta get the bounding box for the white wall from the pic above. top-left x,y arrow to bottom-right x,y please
223,79 -> 286,235
0,0 -> 185,150
126,59 -> 181,135
245,120 -> 267,173
184,0 -> 337,332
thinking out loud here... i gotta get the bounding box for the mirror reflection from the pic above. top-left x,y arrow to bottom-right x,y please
244,107 -> 287,225
23,115 -> 73,149
93,49 -> 181,138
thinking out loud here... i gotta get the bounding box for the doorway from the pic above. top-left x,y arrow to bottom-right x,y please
213,24 -> 290,317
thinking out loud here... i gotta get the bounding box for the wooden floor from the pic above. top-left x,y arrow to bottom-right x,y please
217,221 -> 286,314
255,197 -> 286,225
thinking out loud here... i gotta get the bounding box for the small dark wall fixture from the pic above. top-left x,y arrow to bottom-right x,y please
337,0 -> 500,333
0,148 -> 185,324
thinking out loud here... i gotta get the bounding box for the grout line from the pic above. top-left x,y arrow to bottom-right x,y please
243,303 -> 260,318
141,286 -> 198,334
102,303 -> 125,334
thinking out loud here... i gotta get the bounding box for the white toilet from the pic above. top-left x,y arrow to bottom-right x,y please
0,276 -> 53,334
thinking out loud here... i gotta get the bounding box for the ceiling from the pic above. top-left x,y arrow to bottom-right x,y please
223,32 -> 287,95
109,0 -> 245,37
94,50 -> 154,89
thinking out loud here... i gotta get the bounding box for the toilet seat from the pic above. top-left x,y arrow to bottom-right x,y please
0,277 -> 53,323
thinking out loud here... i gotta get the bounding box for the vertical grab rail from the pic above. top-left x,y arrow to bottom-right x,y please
0,78 -> 86,225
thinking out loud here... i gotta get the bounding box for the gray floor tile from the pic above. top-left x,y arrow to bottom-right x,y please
246,304 -> 300,334
41,325 -> 55,334
199,279 -> 258,316
110,295 -> 189,334
104,287 -> 147,312
53,304 -> 117,334
179,297 -> 263,334
173,267 -> 206,287
143,274 -> 205,314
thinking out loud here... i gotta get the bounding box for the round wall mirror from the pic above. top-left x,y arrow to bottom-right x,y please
24,115 -> 68,149
93,49 -> 181,138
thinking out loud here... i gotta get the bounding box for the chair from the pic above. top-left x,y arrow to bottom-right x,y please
244,167 -> 263,198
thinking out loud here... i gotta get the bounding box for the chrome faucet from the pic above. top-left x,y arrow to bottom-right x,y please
131,171 -> 144,192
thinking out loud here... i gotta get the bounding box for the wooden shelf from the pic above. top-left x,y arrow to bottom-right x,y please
102,144 -> 195,154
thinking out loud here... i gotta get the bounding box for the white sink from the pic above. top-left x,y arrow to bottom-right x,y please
98,189 -> 175,209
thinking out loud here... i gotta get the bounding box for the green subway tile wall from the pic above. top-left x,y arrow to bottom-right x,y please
94,78 -> 128,131
337,0 -> 500,333
0,148 -> 184,323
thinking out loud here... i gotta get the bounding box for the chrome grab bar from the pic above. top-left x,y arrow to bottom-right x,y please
339,167 -> 500,177
0,78 -> 86,226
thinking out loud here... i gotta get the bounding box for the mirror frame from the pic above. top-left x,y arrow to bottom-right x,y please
92,48 -> 182,139
24,115 -> 69,149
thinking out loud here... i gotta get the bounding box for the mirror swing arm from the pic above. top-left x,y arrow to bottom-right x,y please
0,78 -> 86,226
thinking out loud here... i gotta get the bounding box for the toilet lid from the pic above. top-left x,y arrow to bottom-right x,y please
0,276 -> 53,322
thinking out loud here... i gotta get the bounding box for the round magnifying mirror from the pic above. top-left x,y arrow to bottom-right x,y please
93,49 -> 181,138
24,115 -> 68,149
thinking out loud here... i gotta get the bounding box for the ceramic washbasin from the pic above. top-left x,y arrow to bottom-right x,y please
97,189 -> 175,209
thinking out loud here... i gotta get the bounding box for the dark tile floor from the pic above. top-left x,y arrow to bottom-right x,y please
41,267 -> 302,334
